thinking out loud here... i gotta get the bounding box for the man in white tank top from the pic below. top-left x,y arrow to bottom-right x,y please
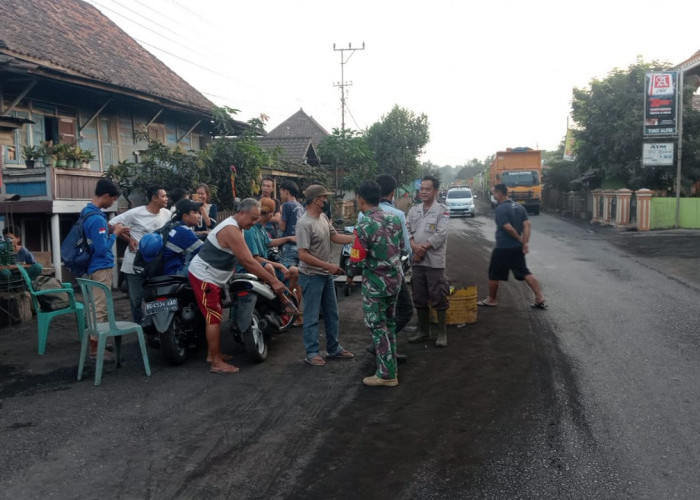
188,199 -> 287,374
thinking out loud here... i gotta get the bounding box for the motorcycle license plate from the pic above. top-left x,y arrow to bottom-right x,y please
145,297 -> 178,314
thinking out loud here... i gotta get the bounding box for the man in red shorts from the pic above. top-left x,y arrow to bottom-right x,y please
188,198 -> 288,374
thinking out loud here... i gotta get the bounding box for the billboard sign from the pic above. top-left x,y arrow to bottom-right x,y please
642,143 -> 674,166
644,72 -> 678,136
563,128 -> 577,161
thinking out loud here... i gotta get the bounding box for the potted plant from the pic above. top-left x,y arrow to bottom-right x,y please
40,141 -> 55,167
66,145 -> 80,168
78,148 -> 95,169
53,143 -> 70,168
21,145 -> 40,168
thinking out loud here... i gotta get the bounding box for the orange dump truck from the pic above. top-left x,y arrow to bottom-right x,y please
489,147 -> 542,215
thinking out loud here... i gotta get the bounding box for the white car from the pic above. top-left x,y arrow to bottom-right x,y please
446,187 -> 475,217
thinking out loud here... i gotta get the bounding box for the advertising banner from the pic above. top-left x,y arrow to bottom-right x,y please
644,72 -> 678,136
642,143 -> 674,166
563,128 -> 577,161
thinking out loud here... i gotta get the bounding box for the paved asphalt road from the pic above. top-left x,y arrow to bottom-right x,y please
1,204 -> 700,499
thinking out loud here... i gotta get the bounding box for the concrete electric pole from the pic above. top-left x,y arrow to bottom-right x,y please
333,42 -> 365,131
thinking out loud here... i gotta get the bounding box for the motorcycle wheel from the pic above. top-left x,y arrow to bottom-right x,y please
159,316 -> 188,365
278,295 -> 299,333
142,325 -> 160,348
243,310 -> 268,362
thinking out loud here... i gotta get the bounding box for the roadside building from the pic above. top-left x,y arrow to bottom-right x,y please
0,0 -> 244,280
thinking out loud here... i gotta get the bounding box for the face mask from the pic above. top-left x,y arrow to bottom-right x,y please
322,200 -> 330,212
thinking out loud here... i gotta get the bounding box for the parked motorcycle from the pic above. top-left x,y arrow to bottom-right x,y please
225,272 -> 298,363
142,275 -> 205,365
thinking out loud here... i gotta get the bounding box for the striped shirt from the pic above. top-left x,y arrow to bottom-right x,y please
188,217 -> 240,286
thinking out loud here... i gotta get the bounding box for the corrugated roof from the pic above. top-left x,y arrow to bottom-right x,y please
0,0 -> 215,115
267,108 -> 330,147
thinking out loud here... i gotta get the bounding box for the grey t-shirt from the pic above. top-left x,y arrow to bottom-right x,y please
296,212 -> 337,275
494,199 -> 528,249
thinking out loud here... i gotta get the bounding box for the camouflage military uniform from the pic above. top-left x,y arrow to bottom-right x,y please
348,206 -> 405,380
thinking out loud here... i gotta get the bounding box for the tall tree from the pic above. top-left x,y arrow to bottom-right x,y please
317,128 -> 377,193
365,105 -> 430,186
570,58 -> 700,191
456,157 -> 492,181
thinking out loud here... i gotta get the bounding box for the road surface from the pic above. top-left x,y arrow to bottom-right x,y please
1,207 -> 699,498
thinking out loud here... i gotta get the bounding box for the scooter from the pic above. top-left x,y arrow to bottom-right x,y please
142,275 -> 205,365
225,273 -> 298,363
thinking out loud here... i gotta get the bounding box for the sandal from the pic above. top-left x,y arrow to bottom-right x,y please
530,301 -> 547,310
327,349 -> 354,360
477,299 -> 497,307
210,363 -> 240,374
305,355 -> 326,366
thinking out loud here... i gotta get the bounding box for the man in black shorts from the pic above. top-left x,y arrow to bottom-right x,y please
478,183 -> 546,309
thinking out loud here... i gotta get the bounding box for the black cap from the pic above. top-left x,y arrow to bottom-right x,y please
175,199 -> 203,217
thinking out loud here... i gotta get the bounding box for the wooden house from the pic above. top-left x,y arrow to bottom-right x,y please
0,0 -> 227,279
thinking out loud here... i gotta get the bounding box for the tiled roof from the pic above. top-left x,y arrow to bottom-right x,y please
676,49 -> 700,71
256,136 -> 319,165
0,0 -> 215,115
267,108 -> 330,147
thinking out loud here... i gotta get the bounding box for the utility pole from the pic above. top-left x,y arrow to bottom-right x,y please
333,42 -> 365,131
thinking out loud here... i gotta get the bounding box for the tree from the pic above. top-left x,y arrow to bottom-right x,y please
456,157 -> 492,181
365,105 -> 430,186
420,160 -> 442,181
105,112 -> 274,209
569,58 -> 700,191
317,128 -> 377,193
205,134 -> 271,207
105,140 -> 207,208
542,143 -> 580,191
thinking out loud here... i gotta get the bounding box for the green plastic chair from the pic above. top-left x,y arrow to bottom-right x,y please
76,278 -> 151,386
15,265 -> 86,355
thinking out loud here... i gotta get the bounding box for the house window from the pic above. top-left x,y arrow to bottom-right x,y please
2,110 -> 30,165
44,116 -> 58,142
44,116 -> 76,144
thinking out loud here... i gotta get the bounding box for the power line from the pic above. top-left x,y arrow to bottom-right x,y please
135,0 -> 211,40
133,39 -> 231,79
170,0 -> 217,26
345,103 -> 362,130
87,0 -> 220,67
85,0 -> 260,88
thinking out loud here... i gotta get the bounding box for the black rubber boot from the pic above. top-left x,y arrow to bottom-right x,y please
435,310 -> 447,347
408,308 -> 431,343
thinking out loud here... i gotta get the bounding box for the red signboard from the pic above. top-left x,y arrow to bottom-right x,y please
644,72 -> 678,136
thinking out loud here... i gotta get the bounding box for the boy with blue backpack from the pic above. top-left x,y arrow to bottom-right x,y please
81,178 -> 128,358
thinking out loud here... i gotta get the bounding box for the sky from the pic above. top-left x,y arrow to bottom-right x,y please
83,0 -> 700,166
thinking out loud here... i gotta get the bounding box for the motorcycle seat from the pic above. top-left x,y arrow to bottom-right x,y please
231,273 -> 258,282
145,274 -> 189,285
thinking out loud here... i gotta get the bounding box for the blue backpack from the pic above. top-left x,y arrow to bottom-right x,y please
133,221 -> 177,279
61,211 -> 99,276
